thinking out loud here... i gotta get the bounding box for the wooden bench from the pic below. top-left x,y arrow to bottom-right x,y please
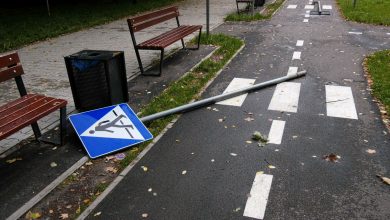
127,6 -> 202,76
0,52 -> 67,146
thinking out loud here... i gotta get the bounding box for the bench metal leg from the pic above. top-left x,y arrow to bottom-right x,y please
60,106 -> 67,145
31,122 -> 41,140
197,28 -> 202,49
159,49 -> 164,76
134,48 -> 144,74
236,1 -> 240,14
180,38 -> 186,49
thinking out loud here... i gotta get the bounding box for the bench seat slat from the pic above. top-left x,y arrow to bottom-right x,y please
0,94 -> 67,139
137,25 -> 202,49
0,94 -> 39,114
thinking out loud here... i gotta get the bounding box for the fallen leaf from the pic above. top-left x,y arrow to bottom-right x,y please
66,205 -> 72,209
153,192 -> 158,196
292,135 -> 298,139
233,207 -> 241,212
366,149 -> 376,154
142,213 -> 148,218
268,165 -> 276,169
105,156 -> 115,161
52,147 -> 57,150
230,153 -> 237,157
211,159 -> 215,162
25,211 -> 41,219
182,170 -> 187,175
148,188 -> 152,192
377,175 -> 390,185
252,131 -> 268,143
76,206 -> 81,214
246,140 -> 252,144
83,199 -> 90,204
244,117 -> 254,122
106,167 -> 118,174
6,158 -> 17,164
94,212 -> 102,216
323,153 -> 340,162
60,213 -> 69,219
50,162 -> 58,167
256,171 -> 264,175
274,149 -> 280,152
175,139 -> 180,142
212,108 -> 219,112
49,209 -> 54,214
218,118 -> 224,122
141,166 -> 148,172
85,161 -> 93,166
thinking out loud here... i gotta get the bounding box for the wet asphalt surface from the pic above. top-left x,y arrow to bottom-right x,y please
87,0 -> 390,219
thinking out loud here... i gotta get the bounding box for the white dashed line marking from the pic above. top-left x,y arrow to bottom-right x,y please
386,33 -> 390,35
287,66 -> 298,76
303,19 -> 309,23
216,78 -> 256,107
306,10 -> 310,13
268,120 -> 286,145
323,5 -> 332,10
348,31 -> 363,35
287,5 -> 297,9
326,85 -> 358,120
292,51 -> 301,60
305,5 -> 314,9
305,14 -> 310,18
243,173 -> 273,220
296,40 -> 304,46
268,82 -> 301,113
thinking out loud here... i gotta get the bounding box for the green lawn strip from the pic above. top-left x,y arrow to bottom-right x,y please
365,50 -> 390,114
69,34 -> 243,216
337,0 -> 390,25
225,0 -> 285,22
0,0 -> 181,53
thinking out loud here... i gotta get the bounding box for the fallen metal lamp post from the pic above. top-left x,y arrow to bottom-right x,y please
140,71 -> 306,123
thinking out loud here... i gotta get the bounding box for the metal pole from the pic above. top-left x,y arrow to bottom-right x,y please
46,0 -> 51,16
140,71 -> 306,123
353,0 -> 357,8
206,0 -> 210,36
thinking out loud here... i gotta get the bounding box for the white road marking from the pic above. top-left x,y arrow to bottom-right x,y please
348,31 -> 363,35
326,85 -> 358,119
323,5 -> 332,10
287,5 -> 297,9
303,19 -> 309,23
217,78 -> 256,106
305,14 -> 310,18
306,10 -> 310,13
268,120 -> 286,144
296,40 -> 304,47
386,33 -> 390,35
305,5 -> 314,9
292,51 -> 301,60
243,173 -> 273,219
268,82 -> 301,113
287,66 -> 298,76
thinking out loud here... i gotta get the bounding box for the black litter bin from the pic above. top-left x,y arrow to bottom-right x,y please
255,0 -> 265,7
65,50 -> 129,111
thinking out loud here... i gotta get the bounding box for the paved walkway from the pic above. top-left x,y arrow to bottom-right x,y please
0,0 -> 238,155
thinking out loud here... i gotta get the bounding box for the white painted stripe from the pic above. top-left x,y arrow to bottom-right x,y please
287,66 -> 298,76
6,156 -> 89,220
306,10 -> 310,13
287,4 -> 297,9
305,5 -> 314,9
292,51 -> 301,60
296,40 -> 304,47
305,14 -> 310,18
268,120 -> 286,144
326,85 -> 358,119
386,33 -> 390,35
243,173 -> 273,219
348,31 -> 362,35
303,19 -> 309,23
217,78 -> 256,106
268,82 -> 301,113
323,5 -> 332,10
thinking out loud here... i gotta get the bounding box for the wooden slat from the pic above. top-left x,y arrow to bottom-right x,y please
0,52 -> 20,69
0,97 -> 67,139
0,65 -> 24,83
137,25 -> 201,49
131,12 -> 178,32
0,94 -> 40,115
129,6 -> 178,25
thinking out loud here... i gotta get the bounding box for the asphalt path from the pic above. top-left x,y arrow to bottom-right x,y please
88,0 -> 390,219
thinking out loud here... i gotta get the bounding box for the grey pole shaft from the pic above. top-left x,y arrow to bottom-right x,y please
206,0 -> 210,36
140,71 -> 306,123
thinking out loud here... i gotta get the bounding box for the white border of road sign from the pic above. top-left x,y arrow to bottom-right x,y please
68,104 -> 153,159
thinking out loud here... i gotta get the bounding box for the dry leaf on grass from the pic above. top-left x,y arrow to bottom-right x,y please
323,153 -> 341,162
59,213 -> 69,219
50,162 -> 58,167
106,167 -> 118,174
25,211 -> 41,219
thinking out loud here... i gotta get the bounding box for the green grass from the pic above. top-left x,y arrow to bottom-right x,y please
366,50 -> 390,113
337,0 -> 390,25
0,0 -> 181,53
225,0 -> 285,22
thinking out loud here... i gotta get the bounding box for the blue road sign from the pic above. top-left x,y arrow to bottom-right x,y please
69,104 -> 153,158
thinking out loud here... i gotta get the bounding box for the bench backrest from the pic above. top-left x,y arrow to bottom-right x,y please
127,6 -> 179,33
0,52 -> 24,83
